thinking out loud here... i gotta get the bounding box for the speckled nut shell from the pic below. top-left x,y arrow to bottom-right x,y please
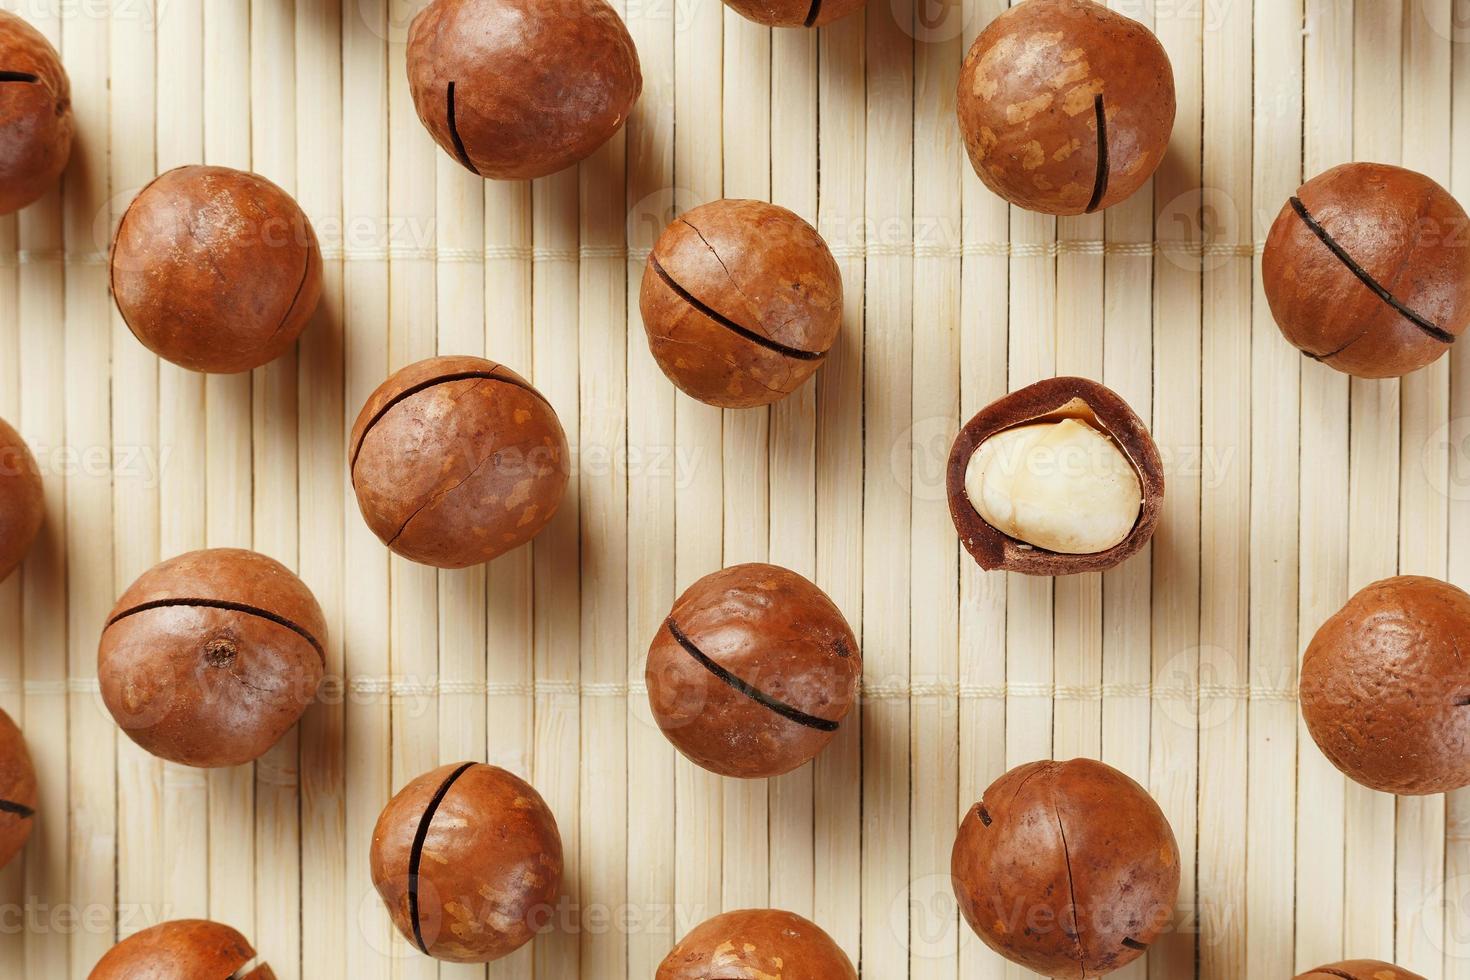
0,708 -> 36,871
88,919 -> 275,980
1263,163 -> 1470,379
1300,575 -> 1470,795
720,0 -> 865,28
952,759 -> 1180,978
407,0 -> 641,181
0,415 -> 43,584
349,355 -> 569,569
97,548 -> 326,769
957,0 -> 1175,215
109,165 -> 322,374
370,762 -> 563,963
947,376 -> 1163,576
641,199 -> 843,409
645,563 -> 860,779
1296,962 -> 1425,980
657,909 -> 857,980
0,11 -> 72,215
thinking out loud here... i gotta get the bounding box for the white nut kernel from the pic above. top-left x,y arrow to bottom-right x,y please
964,419 -> 1142,555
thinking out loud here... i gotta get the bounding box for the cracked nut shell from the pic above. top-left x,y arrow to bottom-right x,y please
0,10 -> 72,215
947,376 -> 1163,575
720,0 -> 865,27
350,355 -> 570,569
98,548 -> 326,769
371,762 -> 563,963
0,708 -> 36,871
657,909 -> 857,980
1300,575 -> 1470,795
645,563 -> 860,779
952,759 -> 1180,979
1296,962 -> 1424,980
407,0 -> 641,181
1263,162 -> 1470,379
957,0 -> 1175,216
88,919 -> 275,980
0,415 -> 43,584
640,199 -> 843,409
110,165 -> 322,374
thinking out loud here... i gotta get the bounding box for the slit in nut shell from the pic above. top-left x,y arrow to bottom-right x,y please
947,377 -> 1163,576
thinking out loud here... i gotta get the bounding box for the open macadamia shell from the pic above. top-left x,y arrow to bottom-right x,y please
645,563 -> 860,779
0,708 -> 36,871
88,919 -> 275,980
350,355 -> 570,569
407,0 -> 642,181
657,909 -> 857,980
720,0 -> 866,27
371,762 -> 563,963
98,548 -> 326,769
1296,962 -> 1425,980
0,11 -> 71,215
110,165 -> 323,374
0,415 -> 43,584
641,199 -> 843,409
1263,163 -> 1470,379
1300,575 -> 1470,795
947,376 -> 1163,575
952,759 -> 1180,978
957,0 -> 1175,216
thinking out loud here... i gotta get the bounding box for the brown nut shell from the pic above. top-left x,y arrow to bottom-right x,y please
946,376 -> 1163,575
957,0 -> 1175,215
641,198 -> 843,409
1300,575 -> 1470,795
645,563 -> 860,779
370,762 -> 563,963
109,165 -> 322,374
952,759 -> 1181,978
0,11 -> 72,215
0,415 -> 43,584
98,548 -> 326,769
657,908 -> 857,980
1296,962 -> 1425,980
0,708 -> 36,871
88,919 -> 274,980
1263,163 -> 1470,379
349,355 -> 570,569
407,0 -> 642,181
720,0 -> 865,27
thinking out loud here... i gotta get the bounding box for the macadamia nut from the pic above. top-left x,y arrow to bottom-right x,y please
720,0 -> 864,28
965,419 -> 1142,555
89,919 -> 273,979
0,10 -> 72,215
657,909 -> 857,980
0,415 -> 43,584
0,708 -> 35,871
1296,962 -> 1424,980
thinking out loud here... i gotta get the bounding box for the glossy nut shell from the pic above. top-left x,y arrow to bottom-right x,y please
947,376 -> 1164,576
720,0 -> 865,27
657,909 -> 857,980
349,355 -> 570,569
641,199 -> 843,408
957,0 -> 1175,215
1263,163 -> 1470,378
88,919 -> 275,980
0,10 -> 72,215
645,563 -> 860,779
0,708 -> 36,871
407,0 -> 641,180
370,762 -> 563,963
952,759 -> 1181,978
0,415 -> 43,584
1296,962 -> 1425,980
1300,575 -> 1470,795
110,165 -> 323,373
98,548 -> 326,768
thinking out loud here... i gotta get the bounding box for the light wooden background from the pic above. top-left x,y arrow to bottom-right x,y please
2,0 -> 1469,977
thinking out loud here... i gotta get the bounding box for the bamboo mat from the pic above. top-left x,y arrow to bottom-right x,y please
0,0 -> 1468,977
